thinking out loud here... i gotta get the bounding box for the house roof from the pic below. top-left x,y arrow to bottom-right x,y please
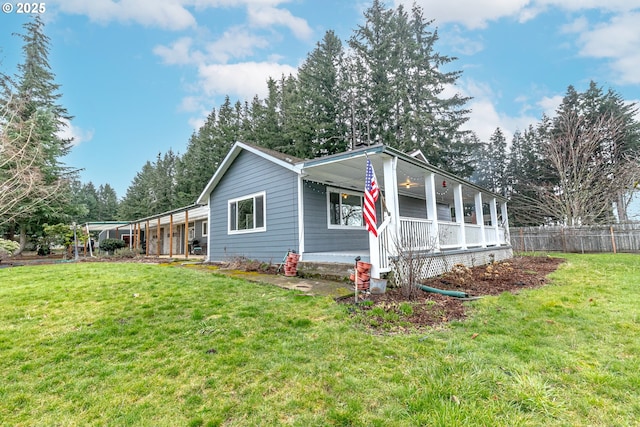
130,204 -> 209,227
196,141 -> 304,205
196,141 -> 508,205
81,221 -> 131,233
302,144 -> 508,203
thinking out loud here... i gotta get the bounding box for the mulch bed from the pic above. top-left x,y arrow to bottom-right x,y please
339,255 -> 565,329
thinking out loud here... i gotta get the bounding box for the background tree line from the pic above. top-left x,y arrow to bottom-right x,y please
119,0 -> 475,218
471,82 -> 640,226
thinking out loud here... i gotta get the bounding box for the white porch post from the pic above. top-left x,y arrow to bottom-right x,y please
490,197 -> 499,246
475,192 -> 487,247
424,173 -> 441,252
369,156 -> 399,279
454,183 -> 467,249
297,175 -> 305,258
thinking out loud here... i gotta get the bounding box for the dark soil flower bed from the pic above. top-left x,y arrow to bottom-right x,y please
338,255 -> 565,330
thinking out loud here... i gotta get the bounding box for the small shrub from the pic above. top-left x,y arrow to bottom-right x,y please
100,238 -> 126,254
114,248 -> 139,258
0,238 -> 20,260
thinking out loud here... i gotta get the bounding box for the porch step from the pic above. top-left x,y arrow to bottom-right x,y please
298,262 -> 355,282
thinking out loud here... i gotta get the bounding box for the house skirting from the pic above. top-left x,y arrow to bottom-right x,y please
390,246 -> 513,281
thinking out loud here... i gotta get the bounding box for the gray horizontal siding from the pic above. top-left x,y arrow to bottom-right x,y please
208,150 -> 299,262
303,181 -> 369,252
398,195 -> 427,218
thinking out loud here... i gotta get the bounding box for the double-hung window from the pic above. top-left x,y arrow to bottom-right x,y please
228,191 -> 266,234
327,188 -> 364,229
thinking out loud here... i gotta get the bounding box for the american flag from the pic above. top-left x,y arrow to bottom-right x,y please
364,159 -> 379,236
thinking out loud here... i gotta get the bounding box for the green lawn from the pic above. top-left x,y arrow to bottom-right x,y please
1,254 -> 639,426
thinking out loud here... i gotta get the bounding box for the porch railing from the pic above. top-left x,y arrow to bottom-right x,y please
465,224 -> 483,247
438,221 -> 462,249
394,218 -> 509,251
399,217 -> 433,250
378,224 -> 391,272
484,227 -> 497,245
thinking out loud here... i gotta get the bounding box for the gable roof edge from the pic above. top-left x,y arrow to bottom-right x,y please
196,142 -> 301,205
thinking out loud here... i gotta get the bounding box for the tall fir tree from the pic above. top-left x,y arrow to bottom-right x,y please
96,184 -> 119,220
8,16 -> 76,252
294,30 -> 348,157
347,1 -> 471,173
119,161 -> 156,219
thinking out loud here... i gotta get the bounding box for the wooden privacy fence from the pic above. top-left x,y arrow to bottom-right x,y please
510,223 -> 640,253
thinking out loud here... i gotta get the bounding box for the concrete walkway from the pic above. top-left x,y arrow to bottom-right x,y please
184,263 -> 354,298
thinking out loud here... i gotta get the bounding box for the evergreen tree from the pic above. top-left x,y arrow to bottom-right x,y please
348,0 -> 395,146
257,78 -> 282,150
152,149 -> 179,214
119,161 -> 156,219
79,182 -> 99,222
510,83 -> 640,225
581,81 -> 640,221
347,1 -> 471,173
6,16 -> 76,252
175,96 -> 244,206
294,30 -> 348,157
175,111 -> 218,206
97,184 -> 119,220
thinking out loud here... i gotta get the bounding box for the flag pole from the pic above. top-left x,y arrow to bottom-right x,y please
364,152 -> 390,218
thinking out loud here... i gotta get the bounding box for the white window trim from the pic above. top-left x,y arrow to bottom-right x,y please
326,187 -> 366,230
202,221 -> 208,237
228,191 -> 267,235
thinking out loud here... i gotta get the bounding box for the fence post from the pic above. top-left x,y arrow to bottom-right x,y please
610,226 -> 617,254
561,227 -> 567,253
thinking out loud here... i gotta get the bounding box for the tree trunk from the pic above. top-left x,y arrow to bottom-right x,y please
616,191 -> 628,222
13,224 -> 28,256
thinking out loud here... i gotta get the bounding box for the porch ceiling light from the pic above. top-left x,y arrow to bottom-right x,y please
403,178 -> 418,189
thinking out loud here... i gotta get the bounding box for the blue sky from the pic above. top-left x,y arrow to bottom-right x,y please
1,0 -> 639,198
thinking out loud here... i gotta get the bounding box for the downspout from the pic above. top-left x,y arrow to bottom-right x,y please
297,174 -> 305,260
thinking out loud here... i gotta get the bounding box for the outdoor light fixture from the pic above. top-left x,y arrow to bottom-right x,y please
442,180 -> 447,188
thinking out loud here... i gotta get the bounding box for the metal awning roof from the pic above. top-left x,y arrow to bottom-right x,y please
81,205 -> 209,233
81,222 -> 131,233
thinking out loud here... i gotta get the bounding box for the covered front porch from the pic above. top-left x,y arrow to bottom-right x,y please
300,145 -> 511,279
129,205 -> 209,258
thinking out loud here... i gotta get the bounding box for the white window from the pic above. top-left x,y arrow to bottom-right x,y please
327,188 -> 364,229
202,221 -> 208,236
228,191 -> 266,234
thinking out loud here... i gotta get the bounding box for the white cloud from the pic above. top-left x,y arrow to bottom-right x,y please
51,0 -> 197,30
205,27 -> 270,63
536,95 -> 563,116
50,0 -> 313,38
178,96 -> 204,113
394,0 -> 531,29
560,16 -> 589,34
58,119 -> 94,147
573,12 -> 640,84
443,26 -> 485,55
197,61 -> 297,100
247,5 -> 313,40
535,0 -> 640,12
455,79 -> 540,142
154,37 -> 201,65
394,0 -> 640,29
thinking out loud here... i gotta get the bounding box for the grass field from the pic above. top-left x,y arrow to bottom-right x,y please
1,254 -> 639,426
